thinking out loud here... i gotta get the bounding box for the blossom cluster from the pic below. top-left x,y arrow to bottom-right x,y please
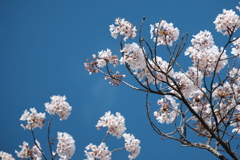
96,111 -> 126,138
95,49 -> 118,68
45,95 -> 72,120
84,143 -> 112,160
109,17 -> 137,41
56,132 -> 76,160
123,133 -> 141,159
172,66 -> 203,98
120,42 -> 174,85
214,9 -> 240,35
216,67 -> 240,134
15,141 -> 42,160
20,108 -> 46,130
150,20 -> 179,46
120,42 -> 146,75
3,95 -> 75,160
231,37 -> 240,56
85,111 -> 141,160
154,95 -> 179,124
185,30 -> 228,76
0,151 -> 15,160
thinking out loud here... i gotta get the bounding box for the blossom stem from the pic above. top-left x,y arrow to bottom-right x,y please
102,133 -> 109,143
30,126 -> 47,160
48,114 -> 55,160
111,147 -> 126,153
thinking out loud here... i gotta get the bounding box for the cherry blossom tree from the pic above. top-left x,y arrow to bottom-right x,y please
84,3 -> 240,160
1,2 -> 240,160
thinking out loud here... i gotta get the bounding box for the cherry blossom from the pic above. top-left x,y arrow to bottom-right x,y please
96,49 -> 118,68
122,133 -> 141,160
185,33 -> 228,76
45,95 -> 72,120
120,42 -> 146,71
213,9 -> 240,35
96,111 -> 126,138
191,30 -> 214,50
150,20 -> 179,46
20,108 -> 45,130
109,17 -> 137,41
231,121 -> 240,134
84,142 -> 112,160
56,132 -> 75,160
154,95 -> 179,124
231,37 -> 240,56
0,151 -> 15,160
15,140 -> 42,160
172,67 -> 203,98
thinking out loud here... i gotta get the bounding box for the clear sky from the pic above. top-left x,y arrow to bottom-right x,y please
0,0 -> 239,159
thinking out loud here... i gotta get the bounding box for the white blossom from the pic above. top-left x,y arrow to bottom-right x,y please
231,37 -> 240,56
45,95 -> 72,120
15,140 -> 42,160
154,95 -> 179,123
237,2 -> 240,12
150,20 -> 179,46
191,30 -> 214,50
20,108 -> 45,130
84,142 -> 112,160
122,133 -> 141,160
109,18 -> 137,41
96,111 -> 126,138
185,34 -> 228,76
214,9 -> 240,35
172,67 -> 203,99
0,151 -> 15,160
120,43 -> 145,71
231,121 -> 240,134
96,49 -> 118,67
56,132 -> 75,160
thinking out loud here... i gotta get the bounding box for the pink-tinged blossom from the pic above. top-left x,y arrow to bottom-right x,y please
96,111 -> 126,138
0,151 -> 15,160
231,37 -> 240,56
151,56 -> 174,83
96,49 -> 118,68
122,133 -> 141,160
185,38 -> 228,76
191,30 -> 214,50
84,142 -> 112,160
154,95 -> 179,124
56,132 -> 75,160
172,67 -> 203,98
20,108 -> 45,130
213,9 -> 240,35
45,95 -> 72,120
120,43 -> 174,85
120,43 -> 146,71
15,140 -> 42,160
109,18 -> 137,41
150,20 -> 179,46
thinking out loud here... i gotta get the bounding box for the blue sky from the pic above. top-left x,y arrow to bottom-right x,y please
0,0 -> 239,159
